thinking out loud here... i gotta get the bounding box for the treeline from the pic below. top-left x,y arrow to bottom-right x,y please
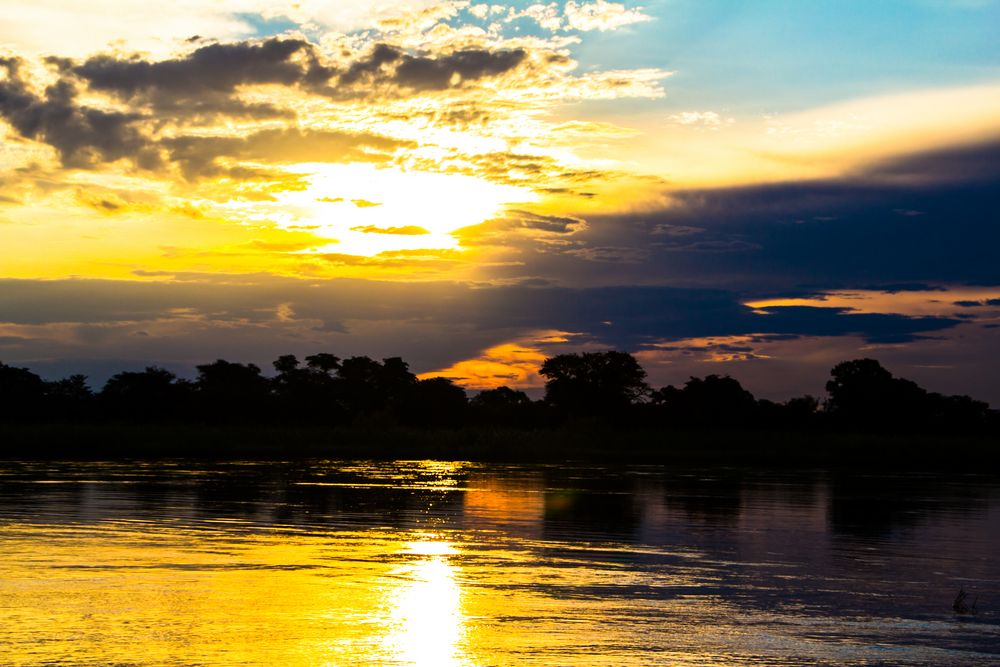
0,352 -> 996,433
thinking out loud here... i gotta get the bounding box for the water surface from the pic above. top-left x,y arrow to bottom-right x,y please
1,460 -> 998,666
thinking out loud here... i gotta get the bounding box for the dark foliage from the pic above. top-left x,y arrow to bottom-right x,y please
825,358 -> 991,430
0,354 -> 995,437
652,374 -> 757,426
100,366 -> 193,421
539,351 -> 649,416
469,386 -> 537,427
0,362 -> 48,421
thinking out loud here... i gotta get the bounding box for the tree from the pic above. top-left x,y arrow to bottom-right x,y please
825,359 -> 926,427
0,361 -> 47,421
539,351 -> 648,415
337,356 -> 417,416
272,354 -> 300,375
195,359 -> 270,420
304,353 -> 340,374
652,374 -> 757,426
470,386 -> 535,427
398,377 -> 468,427
471,386 -> 532,410
46,374 -> 94,420
783,395 -> 820,424
825,358 -> 894,417
271,353 -> 343,423
101,366 -> 192,421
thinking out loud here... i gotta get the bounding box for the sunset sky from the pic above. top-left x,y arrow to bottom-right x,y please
2,0 -> 999,402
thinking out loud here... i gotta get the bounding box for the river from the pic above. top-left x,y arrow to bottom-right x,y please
1,460 -> 997,665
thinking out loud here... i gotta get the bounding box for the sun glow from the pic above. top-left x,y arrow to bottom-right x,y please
384,539 -> 468,667
420,342 -> 549,390
262,163 -> 538,257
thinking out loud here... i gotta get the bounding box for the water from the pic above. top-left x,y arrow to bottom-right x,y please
0,460 -> 998,666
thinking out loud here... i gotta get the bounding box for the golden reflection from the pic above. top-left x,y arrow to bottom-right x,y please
383,539 -> 468,667
464,472 -> 545,538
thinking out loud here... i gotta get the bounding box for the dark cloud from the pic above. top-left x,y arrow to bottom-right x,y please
750,306 -> 957,344
512,211 -> 585,234
0,277 -> 983,400
505,140 -> 1000,291
0,57 -> 157,168
392,48 -> 528,90
338,43 -> 402,86
73,38 -> 330,97
1,39 -> 536,169
954,298 -> 1000,307
336,43 -> 527,91
67,38 -> 529,112
858,138 -> 1000,185
457,210 -> 586,246
0,277 -> 961,347
66,38 -> 331,120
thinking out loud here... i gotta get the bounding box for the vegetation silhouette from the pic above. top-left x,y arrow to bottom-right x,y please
539,350 -> 649,418
0,353 -> 997,459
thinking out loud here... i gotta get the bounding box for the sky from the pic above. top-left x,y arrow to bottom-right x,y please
1,0 -> 1000,403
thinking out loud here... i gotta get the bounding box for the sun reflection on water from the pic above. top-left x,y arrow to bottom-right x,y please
383,539 -> 468,667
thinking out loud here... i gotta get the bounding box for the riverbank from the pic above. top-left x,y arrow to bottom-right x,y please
1,423 -> 997,468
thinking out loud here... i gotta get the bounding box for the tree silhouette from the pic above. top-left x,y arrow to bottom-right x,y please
471,386 -> 532,410
195,360 -> 269,421
0,352 -> 993,435
101,366 -> 192,421
0,361 -> 47,421
305,353 -> 341,374
470,385 -> 535,427
399,377 -> 468,427
46,374 -> 94,421
337,356 -> 417,417
824,358 -> 992,431
653,374 -> 757,426
272,354 -> 343,423
540,351 -> 649,416
826,358 -> 926,428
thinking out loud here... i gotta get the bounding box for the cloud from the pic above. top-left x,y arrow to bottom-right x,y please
164,127 -> 411,178
506,4 -> 564,31
954,298 -> 1000,307
487,139 -> 1000,291
36,36 -> 546,144
338,44 -> 529,91
351,225 -> 429,235
505,1 -> 652,33
394,47 -> 528,90
667,111 -> 734,129
563,1 -> 652,32
73,38 -> 326,94
0,276 -> 989,401
0,57 -> 157,169
67,38 -> 330,119
456,209 -> 587,246
0,1 -> 449,57
0,28 -> 665,200
0,276 -> 962,346
69,37 -> 534,109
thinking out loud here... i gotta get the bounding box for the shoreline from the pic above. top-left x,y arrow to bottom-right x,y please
2,423 -> 998,469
